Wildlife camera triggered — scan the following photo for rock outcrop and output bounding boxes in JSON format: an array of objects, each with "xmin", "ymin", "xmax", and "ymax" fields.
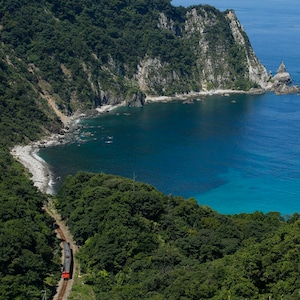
[
  {"xmin": 225, "ymin": 10, "xmax": 270, "ymax": 89},
  {"xmin": 135, "ymin": 7, "xmax": 271, "ymax": 97},
  {"xmin": 270, "ymin": 62, "xmax": 300, "ymax": 94},
  {"xmin": 273, "ymin": 62, "xmax": 292, "ymax": 84}
]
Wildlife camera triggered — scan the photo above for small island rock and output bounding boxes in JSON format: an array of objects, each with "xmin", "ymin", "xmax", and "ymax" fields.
[
  {"xmin": 273, "ymin": 62, "xmax": 292, "ymax": 84},
  {"xmin": 270, "ymin": 62, "xmax": 300, "ymax": 94}
]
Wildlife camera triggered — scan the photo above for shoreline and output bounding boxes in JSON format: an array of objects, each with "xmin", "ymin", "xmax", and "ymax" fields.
[
  {"xmin": 145, "ymin": 89, "xmax": 245, "ymax": 102},
  {"xmin": 10, "ymin": 114, "xmax": 84, "ymax": 195},
  {"xmin": 6, "ymin": 87, "xmax": 270, "ymax": 195},
  {"xmin": 145, "ymin": 87, "xmax": 268, "ymax": 102},
  {"xmin": 11, "ymin": 144, "xmax": 54, "ymax": 195}
]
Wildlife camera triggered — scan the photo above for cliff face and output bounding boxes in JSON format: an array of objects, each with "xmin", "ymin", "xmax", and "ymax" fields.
[
  {"xmin": 0, "ymin": 0, "xmax": 273, "ymax": 131},
  {"xmin": 136, "ymin": 7, "xmax": 270, "ymax": 95},
  {"xmin": 225, "ymin": 10, "xmax": 270, "ymax": 88}
]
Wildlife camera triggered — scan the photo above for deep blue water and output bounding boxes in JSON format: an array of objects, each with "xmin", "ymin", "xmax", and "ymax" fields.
[{"xmin": 40, "ymin": 1, "xmax": 300, "ymax": 215}]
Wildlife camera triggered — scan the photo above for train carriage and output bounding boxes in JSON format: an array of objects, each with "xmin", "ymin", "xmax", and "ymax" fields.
[{"xmin": 62, "ymin": 242, "xmax": 72, "ymax": 279}]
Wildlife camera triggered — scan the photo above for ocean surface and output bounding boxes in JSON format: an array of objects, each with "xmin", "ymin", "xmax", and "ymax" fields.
[{"xmin": 40, "ymin": 1, "xmax": 300, "ymax": 216}]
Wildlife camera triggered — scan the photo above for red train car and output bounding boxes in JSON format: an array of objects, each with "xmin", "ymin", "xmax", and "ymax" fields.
[{"xmin": 62, "ymin": 242, "xmax": 72, "ymax": 279}]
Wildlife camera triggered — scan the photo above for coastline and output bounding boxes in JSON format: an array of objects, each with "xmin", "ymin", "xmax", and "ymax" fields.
[
  {"xmin": 11, "ymin": 144, "xmax": 54, "ymax": 195},
  {"xmin": 145, "ymin": 88, "xmax": 250, "ymax": 102},
  {"xmin": 9, "ymin": 106, "xmax": 125, "ymax": 195},
  {"xmin": 10, "ymin": 115, "xmax": 83, "ymax": 195},
  {"xmin": 6, "ymin": 87, "xmax": 273, "ymax": 195},
  {"xmin": 8, "ymin": 88, "xmax": 264, "ymax": 195}
]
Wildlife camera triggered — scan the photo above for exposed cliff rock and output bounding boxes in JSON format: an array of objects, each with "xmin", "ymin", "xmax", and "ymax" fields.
[
  {"xmin": 136, "ymin": 56, "xmax": 181, "ymax": 95},
  {"xmin": 158, "ymin": 12, "xmax": 182, "ymax": 36},
  {"xmin": 99, "ymin": 89, "xmax": 145, "ymax": 107},
  {"xmin": 225, "ymin": 10, "xmax": 270, "ymax": 89},
  {"xmin": 135, "ymin": 7, "xmax": 271, "ymax": 97}
]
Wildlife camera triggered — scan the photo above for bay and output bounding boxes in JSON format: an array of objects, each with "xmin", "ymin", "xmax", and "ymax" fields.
[{"xmin": 40, "ymin": 1, "xmax": 300, "ymax": 216}]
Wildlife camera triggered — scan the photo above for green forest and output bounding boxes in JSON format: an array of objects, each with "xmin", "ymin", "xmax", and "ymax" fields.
[
  {"xmin": 0, "ymin": 150, "xmax": 61, "ymax": 299},
  {"xmin": 56, "ymin": 172, "xmax": 300, "ymax": 300},
  {"xmin": 0, "ymin": 0, "xmax": 258, "ymax": 115},
  {"xmin": 0, "ymin": 27, "xmax": 61, "ymax": 299},
  {"xmin": 0, "ymin": 0, "xmax": 298, "ymax": 299}
]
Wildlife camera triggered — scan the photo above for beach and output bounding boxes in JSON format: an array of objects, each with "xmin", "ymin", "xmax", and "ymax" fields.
[
  {"xmin": 9, "ymin": 107, "xmax": 123, "ymax": 195},
  {"xmin": 10, "ymin": 109, "xmax": 92, "ymax": 194},
  {"xmin": 11, "ymin": 144, "xmax": 54, "ymax": 194},
  {"xmin": 145, "ymin": 89, "xmax": 246, "ymax": 102}
]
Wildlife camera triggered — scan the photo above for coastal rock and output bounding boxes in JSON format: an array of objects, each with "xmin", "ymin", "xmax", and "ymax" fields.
[
  {"xmin": 134, "ymin": 8, "xmax": 271, "ymax": 98},
  {"xmin": 270, "ymin": 62, "xmax": 299, "ymax": 94},
  {"xmin": 274, "ymin": 83, "xmax": 300, "ymax": 95},
  {"xmin": 272, "ymin": 62, "xmax": 292, "ymax": 84},
  {"xmin": 127, "ymin": 91, "xmax": 146, "ymax": 107},
  {"xmin": 99, "ymin": 90, "xmax": 122, "ymax": 106},
  {"xmin": 98, "ymin": 87, "xmax": 145, "ymax": 107},
  {"xmin": 2, "ymin": 1, "xmax": 293, "ymax": 129}
]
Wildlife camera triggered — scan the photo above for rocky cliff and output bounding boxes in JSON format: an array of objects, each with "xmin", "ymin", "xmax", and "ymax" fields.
[
  {"xmin": 0, "ymin": 0, "xmax": 295, "ymax": 133},
  {"xmin": 137, "ymin": 7, "xmax": 270, "ymax": 96}
]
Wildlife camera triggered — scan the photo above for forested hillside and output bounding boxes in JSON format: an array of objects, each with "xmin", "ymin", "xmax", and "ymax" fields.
[
  {"xmin": 0, "ymin": 0, "xmax": 296, "ymax": 299},
  {"xmin": 0, "ymin": 25, "xmax": 62, "ymax": 298},
  {"xmin": 0, "ymin": 41, "xmax": 63, "ymax": 298},
  {"xmin": 0, "ymin": 0, "xmax": 269, "ymax": 121},
  {"xmin": 0, "ymin": 150, "xmax": 60, "ymax": 299},
  {"xmin": 57, "ymin": 172, "xmax": 300, "ymax": 299}
]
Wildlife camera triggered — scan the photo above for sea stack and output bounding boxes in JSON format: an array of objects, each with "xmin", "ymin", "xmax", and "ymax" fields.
[
  {"xmin": 271, "ymin": 62, "xmax": 299, "ymax": 94},
  {"xmin": 273, "ymin": 62, "xmax": 292, "ymax": 84}
]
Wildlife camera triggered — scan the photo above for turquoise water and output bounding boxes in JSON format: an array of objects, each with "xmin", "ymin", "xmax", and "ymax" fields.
[
  {"xmin": 40, "ymin": 1, "xmax": 300, "ymax": 215},
  {"xmin": 40, "ymin": 93, "xmax": 300, "ymax": 215}
]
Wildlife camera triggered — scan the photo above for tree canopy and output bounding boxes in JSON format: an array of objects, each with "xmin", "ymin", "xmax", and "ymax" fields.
[
  {"xmin": 0, "ymin": 0, "xmax": 292, "ymax": 298},
  {"xmin": 56, "ymin": 172, "xmax": 300, "ymax": 299},
  {"xmin": 0, "ymin": 150, "xmax": 60, "ymax": 299},
  {"xmin": 0, "ymin": 0, "xmax": 257, "ymax": 116}
]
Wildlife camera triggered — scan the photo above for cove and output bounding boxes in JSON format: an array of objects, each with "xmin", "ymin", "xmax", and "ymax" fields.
[{"xmin": 40, "ymin": 92, "xmax": 300, "ymax": 216}]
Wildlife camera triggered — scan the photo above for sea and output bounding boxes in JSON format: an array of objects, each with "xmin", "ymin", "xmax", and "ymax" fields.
[{"xmin": 39, "ymin": 0, "xmax": 300, "ymax": 216}]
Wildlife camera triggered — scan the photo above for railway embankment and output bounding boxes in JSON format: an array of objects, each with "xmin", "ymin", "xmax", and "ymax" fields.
[{"xmin": 44, "ymin": 199, "xmax": 78, "ymax": 300}]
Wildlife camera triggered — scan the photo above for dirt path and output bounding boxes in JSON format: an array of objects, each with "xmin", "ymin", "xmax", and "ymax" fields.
[{"xmin": 44, "ymin": 199, "xmax": 79, "ymax": 300}]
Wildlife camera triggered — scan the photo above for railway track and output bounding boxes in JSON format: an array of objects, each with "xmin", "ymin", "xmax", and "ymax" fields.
[
  {"xmin": 56, "ymin": 224, "xmax": 66, "ymax": 241},
  {"xmin": 54, "ymin": 223, "xmax": 71, "ymax": 300},
  {"xmin": 57, "ymin": 280, "xmax": 69, "ymax": 300},
  {"xmin": 44, "ymin": 202, "xmax": 78, "ymax": 300}
]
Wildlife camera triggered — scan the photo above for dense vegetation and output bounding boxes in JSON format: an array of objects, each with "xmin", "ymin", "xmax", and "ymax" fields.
[
  {"xmin": 0, "ymin": 0, "xmax": 294, "ymax": 299},
  {"xmin": 0, "ymin": 47, "xmax": 62, "ymax": 148},
  {"xmin": 0, "ymin": 0, "xmax": 258, "ymax": 116},
  {"xmin": 0, "ymin": 44, "xmax": 62, "ymax": 299},
  {"xmin": 0, "ymin": 38, "xmax": 61, "ymax": 299},
  {"xmin": 0, "ymin": 150, "xmax": 60, "ymax": 299},
  {"xmin": 57, "ymin": 172, "xmax": 300, "ymax": 299}
]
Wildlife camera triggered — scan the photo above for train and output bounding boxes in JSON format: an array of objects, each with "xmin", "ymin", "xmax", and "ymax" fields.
[{"xmin": 62, "ymin": 242, "xmax": 72, "ymax": 279}]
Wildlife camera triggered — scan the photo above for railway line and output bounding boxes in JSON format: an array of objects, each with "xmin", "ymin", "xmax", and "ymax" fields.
[
  {"xmin": 53, "ymin": 219, "xmax": 73, "ymax": 300},
  {"xmin": 44, "ymin": 201, "xmax": 78, "ymax": 300},
  {"xmin": 57, "ymin": 280, "xmax": 68, "ymax": 300},
  {"xmin": 56, "ymin": 225, "xmax": 66, "ymax": 241},
  {"xmin": 53, "ymin": 222, "xmax": 74, "ymax": 300}
]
